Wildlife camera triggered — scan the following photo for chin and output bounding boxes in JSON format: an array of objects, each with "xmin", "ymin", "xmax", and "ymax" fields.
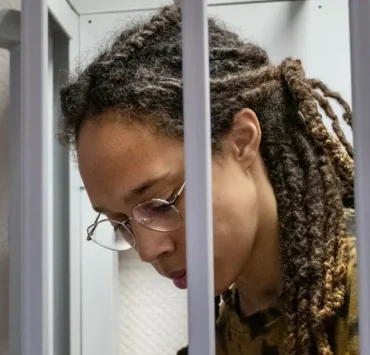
[
  {"xmin": 214, "ymin": 280, "xmax": 234, "ymax": 297},
  {"xmin": 214, "ymin": 267, "xmax": 243, "ymax": 295}
]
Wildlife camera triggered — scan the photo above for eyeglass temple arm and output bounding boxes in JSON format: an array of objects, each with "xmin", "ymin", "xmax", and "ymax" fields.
[
  {"xmin": 178, "ymin": 181, "xmax": 186, "ymax": 196},
  {"xmin": 87, "ymin": 213, "xmax": 101, "ymax": 240},
  {"xmin": 168, "ymin": 182, "xmax": 186, "ymax": 205}
]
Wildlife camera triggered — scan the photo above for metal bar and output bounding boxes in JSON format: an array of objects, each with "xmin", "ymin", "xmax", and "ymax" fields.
[
  {"xmin": 348, "ymin": 0, "xmax": 370, "ymax": 353},
  {"xmin": 8, "ymin": 43, "xmax": 22, "ymax": 355},
  {"xmin": 20, "ymin": 0, "xmax": 50, "ymax": 354},
  {"xmin": 47, "ymin": 30, "xmax": 55, "ymax": 355},
  {"xmin": 180, "ymin": 1, "xmax": 216, "ymax": 355}
]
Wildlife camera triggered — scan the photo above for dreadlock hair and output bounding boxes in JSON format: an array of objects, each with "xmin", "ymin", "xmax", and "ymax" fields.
[{"xmin": 59, "ymin": 5, "xmax": 354, "ymax": 354}]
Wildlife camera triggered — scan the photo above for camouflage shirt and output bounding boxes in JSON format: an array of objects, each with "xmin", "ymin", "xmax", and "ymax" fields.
[{"xmin": 177, "ymin": 211, "xmax": 358, "ymax": 355}]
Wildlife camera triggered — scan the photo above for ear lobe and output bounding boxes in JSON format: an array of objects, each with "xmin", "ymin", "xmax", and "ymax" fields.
[{"xmin": 231, "ymin": 108, "xmax": 261, "ymax": 167}]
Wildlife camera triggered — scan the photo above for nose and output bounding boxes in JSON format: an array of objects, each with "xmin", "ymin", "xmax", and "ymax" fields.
[{"xmin": 134, "ymin": 227, "xmax": 176, "ymax": 264}]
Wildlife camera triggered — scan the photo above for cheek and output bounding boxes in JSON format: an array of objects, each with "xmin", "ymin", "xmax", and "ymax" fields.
[{"xmin": 212, "ymin": 180, "xmax": 259, "ymax": 293}]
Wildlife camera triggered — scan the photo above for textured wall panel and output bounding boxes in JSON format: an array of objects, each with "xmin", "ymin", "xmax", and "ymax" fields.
[{"xmin": 118, "ymin": 257, "xmax": 188, "ymax": 355}]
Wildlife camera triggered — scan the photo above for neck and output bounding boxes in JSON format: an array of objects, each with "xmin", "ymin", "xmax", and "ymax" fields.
[{"xmin": 235, "ymin": 189, "xmax": 283, "ymax": 317}]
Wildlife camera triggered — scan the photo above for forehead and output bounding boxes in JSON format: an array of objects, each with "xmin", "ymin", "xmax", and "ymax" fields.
[{"xmin": 77, "ymin": 115, "xmax": 183, "ymax": 206}]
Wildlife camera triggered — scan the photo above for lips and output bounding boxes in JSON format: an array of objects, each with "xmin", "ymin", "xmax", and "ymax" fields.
[
  {"xmin": 169, "ymin": 269, "xmax": 187, "ymax": 290},
  {"xmin": 169, "ymin": 269, "xmax": 186, "ymax": 280}
]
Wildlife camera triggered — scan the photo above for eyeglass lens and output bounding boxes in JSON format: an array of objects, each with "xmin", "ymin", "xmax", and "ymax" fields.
[{"xmin": 89, "ymin": 199, "xmax": 183, "ymax": 251}]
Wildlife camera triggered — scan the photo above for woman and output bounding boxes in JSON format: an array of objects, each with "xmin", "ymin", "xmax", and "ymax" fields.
[{"xmin": 59, "ymin": 5, "xmax": 357, "ymax": 354}]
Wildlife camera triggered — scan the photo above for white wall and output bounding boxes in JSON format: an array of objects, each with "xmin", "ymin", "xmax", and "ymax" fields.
[{"xmin": 0, "ymin": 1, "xmax": 20, "ymax": 354}]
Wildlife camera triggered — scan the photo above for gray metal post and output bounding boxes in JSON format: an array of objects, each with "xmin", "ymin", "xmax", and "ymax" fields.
[
  {"xmin": 20, "ymin": 0, "xmax": 51, "ymax": 354},
  {"xmin": 348, "ymin": 1, "xmax": 370, "ymax": 353},
  {"xmin": 180, "ymin": 1, "xmax": 216, "ymax": 355}
]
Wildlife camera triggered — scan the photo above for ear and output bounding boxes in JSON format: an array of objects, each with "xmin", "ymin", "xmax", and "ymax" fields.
[{"xmin": 228, "ymin": 108, "xmax": 261, "ymax": 168}]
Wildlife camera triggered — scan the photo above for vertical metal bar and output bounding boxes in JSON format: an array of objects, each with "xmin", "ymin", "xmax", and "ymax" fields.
[
  {"xmin": 9, "ymin": 43, "xmax": 22, "ymax": 355},
  {"xmin": 348, "ymin": 1, "xmax": 370, "ymax": 353},
  {"xmin": 21, "ymin": 0, "xmax": 50, "ymax": 354},
  {"xmin": 47, "ymin": 30, "xmax": 55, "ymax": 355},
  {"xmin": 180, "ymin": 1, "xmax": 216, "ymax": 355}
]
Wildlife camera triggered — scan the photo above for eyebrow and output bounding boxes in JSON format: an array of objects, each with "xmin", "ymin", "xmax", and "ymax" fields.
[{"xmin": 92, "ymin": 172, "xmax": 172, "ymax": 214}]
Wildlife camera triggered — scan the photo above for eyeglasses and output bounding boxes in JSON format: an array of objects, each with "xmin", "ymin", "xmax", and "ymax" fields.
[{"xmin": 86, "ymin": 182, "xmax": 186, "ymax": 251}]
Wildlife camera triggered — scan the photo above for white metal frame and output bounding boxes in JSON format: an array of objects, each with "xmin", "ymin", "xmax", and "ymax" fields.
[
  {"xmin": 181, "ymin": 1, "xmax": 215, "ymax": 354},
  {"xmin": 348, "ymin": 1, "xmax": 370, "ymax": 352},
  {"xmin": 19, "ymin": 2, "xmax": 50, "ymax": 355},
  {"xmin": 49, "ymin": 0, "xmax": 79, "ymax": 38}
]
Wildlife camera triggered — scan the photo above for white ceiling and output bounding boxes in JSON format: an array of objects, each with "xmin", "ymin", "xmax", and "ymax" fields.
[
  {"xmin": 67, "ymin": 0, "xmax": 171, "ymax": 14},
  {"xmin": 67, "ymin": 0, "xmax": 266, "ymax": 15}
]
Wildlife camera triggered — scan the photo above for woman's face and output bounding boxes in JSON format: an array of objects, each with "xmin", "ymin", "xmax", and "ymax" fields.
[{"xmin": 77, "ymin": 110, "xmax": 276, "ymax": 295}]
